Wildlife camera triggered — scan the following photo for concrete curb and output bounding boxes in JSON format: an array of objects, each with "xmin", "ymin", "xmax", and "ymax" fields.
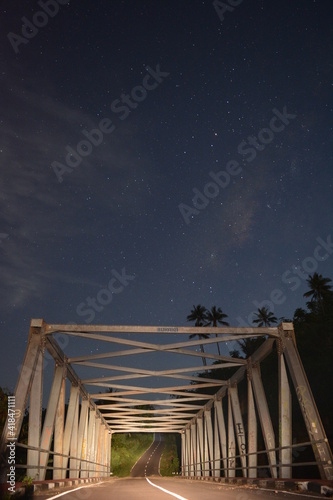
[
  {"xmin": 180, "ymin": 476, "xmax": 333, "ymax": 496},
  {"xmin": 0, "ymin": 477, "xmax": 112, "ymax": 498},
  {"xmin": 33, "ymin": 476, "xmax": 109, "ymax": 491}
]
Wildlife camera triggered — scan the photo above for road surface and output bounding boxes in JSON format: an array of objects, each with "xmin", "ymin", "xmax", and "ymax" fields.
[
  {"xmin": 36, "ymin": 477, "xmax": 323, "ymax": 500},
  {"xmin": 131, "ymin": 433, "xmax": 165, "ymax": 477},
  {"xmin": 35, "ymin": 435, "xmax": 322, "ymax": 499}
]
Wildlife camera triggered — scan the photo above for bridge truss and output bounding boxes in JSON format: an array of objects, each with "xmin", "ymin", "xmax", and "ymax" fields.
[{"xmin": 0, "ymin": 320, "xmax": 332, "ymax": 481}]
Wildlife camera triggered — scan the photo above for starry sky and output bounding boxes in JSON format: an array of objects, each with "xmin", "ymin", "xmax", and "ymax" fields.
[{"xmin": 0, "ymin": 0, "xmax": 332, "ymax": 392}]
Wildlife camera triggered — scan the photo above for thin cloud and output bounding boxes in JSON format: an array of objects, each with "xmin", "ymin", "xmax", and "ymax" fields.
[{"xmin": 0, "ymin": 79, "xmax": 160, "ymax": 309}]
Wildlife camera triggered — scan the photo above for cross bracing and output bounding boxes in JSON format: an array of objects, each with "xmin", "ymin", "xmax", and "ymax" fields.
[{"xmin": 0, "ymin": 319, "xmax": 332, "ymax": 482}]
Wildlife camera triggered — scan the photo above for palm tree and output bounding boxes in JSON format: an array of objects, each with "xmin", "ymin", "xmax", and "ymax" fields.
[
  {"xmin": 236, "ymin": 337, "xmax": 265, "ymax": 358},
  {"xmin": 253, "ymin": 307, "xmax": 278, "ymax": 327},
  {"xmin": 293, "ymin": 307, "xmax": 307, "ymax": 324},
  {"xmin": 279, "ymin": 316, "xmax": 292, "ymax": 323},
  {"xmin": 303, "ymin": 273, "xmax": 332, "ymax": 313},
  {"xmin": 241, "ymin": 307, "xmax": 277, "ymax": 358},
  {"xmin": 187, "ymin": 304, "xmax": 209, "ymax": 366},
  {"xmin": 205, "ymin": 306, "xmax": 229, "ymax": 356}
]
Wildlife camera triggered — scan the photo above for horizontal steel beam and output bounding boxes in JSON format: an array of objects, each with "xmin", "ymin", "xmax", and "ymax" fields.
[
  {"xmin": 45, "ymin": 323, "xmax": 280, "ymax": 336},
  {"xmin": 74, "ymin": 360, "xmax": 238, "ymax": 377},
  {"xmin": 83, "ymin": 373, "xmax": 226, "ymax": 385}
]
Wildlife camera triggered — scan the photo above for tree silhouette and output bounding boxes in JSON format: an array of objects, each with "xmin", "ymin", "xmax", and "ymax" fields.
[
  {"xmin": 205, "ymin": 305, "xmax": 229, "ymax": 356},
  {"xmin": 253, "ymin": 307, "xmax": 278, "ymax": 327},
  {"xmin": 235, "ymin": 337, "xmax": 266, "ymax": 358},
  {"xmin": 303, "ymin": 273, "xmax": 332, "ymax": 313},
  {"xmin": 187, "ymin": 304, "xmax": 209, "ymax": 366},
  {"xmin": 293, "ymin": 307, "xmax": 308, "ymax": 324}
]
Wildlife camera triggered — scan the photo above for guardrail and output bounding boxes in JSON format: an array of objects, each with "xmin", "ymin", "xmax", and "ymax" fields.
[
  {"xmin": 180, "ymin": 440, "xmax": 329, "ymax": 478},
  {"xmin": 1, "ymin": 441, "xmax": 110, "ymax": 481}
]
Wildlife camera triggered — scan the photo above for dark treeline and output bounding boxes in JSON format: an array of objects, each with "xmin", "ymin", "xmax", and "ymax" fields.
[
  {"xmin": 0, "ymin": 273, "xmax": 331, "ymax": 479},
  {"xmin": 186, "ymin": 273, "xmax": 333, "ymax": 474}
]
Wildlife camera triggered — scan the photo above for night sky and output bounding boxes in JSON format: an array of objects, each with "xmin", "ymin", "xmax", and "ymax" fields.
[{"xmin": 0, "ymin": 0, "xmax": 332, "ymax": 393}]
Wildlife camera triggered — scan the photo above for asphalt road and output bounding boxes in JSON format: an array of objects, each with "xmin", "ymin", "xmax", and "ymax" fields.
[
  {"xmin": 34, "ymin": 435, "xmax": 323, "ymax": 499},
  {"xmin": 36, "ymin": 477, "xmax": 324, "ymax": 500},
  {"xmin": 131, "ymin": 433, "xmax": 165, "ymax": 477}
]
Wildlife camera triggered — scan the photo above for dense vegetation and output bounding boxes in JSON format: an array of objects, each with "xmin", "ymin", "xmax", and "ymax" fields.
[
  {"xmin": 159, "ymin": 434, "xmax": 180, "ymax": 476},
  {"xmin": 186, "ymin": 273, "xmax": 333, "ymax": 475},
  {"xmin": 110, "ymin": 432, "xmax": 153, "ymax": 477},
  {"xmin": 292, "ymin": 274, "xmax": 333, "ymax": 445}
]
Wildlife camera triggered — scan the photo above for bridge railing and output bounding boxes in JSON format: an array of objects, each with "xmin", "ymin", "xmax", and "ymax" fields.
[
  {"xmin": 181, "ymin": 439, "xmax": 330, "ymax": 479},
  {"xmin": 5, "ymin": 441, "xmax": 110, "ymax": 481},
  {"xmin": 1, "ymin": 320, "xmax": 332, "ymax": 484}
]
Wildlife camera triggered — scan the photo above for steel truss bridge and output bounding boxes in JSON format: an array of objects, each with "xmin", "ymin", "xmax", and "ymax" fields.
[{"xmin": 0, "ymin": 319, "xmax": 332, "ymax": 483}]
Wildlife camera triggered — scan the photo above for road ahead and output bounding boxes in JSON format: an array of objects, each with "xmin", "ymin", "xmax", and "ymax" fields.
[
  {"xmin": 131, "ymin": 433, "xmax": 165, "ymax": 477},
  {"xmin": 36, "ymin": 477, "xmax": 323, "ymax": 500},
  {"xmin": 35, "ymin": 435, "xmax": 321, "ymax": 499}
]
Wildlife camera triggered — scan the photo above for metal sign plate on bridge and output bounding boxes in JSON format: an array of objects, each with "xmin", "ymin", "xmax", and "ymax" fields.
[{"xmin": 0, "ymin": 320, "xmax": 332, "ymax": 482}]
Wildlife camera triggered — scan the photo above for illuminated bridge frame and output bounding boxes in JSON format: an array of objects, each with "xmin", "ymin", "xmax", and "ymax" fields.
[{"xmin": 0, "ymin": 319, "xmax": 332, "ymax": 481}]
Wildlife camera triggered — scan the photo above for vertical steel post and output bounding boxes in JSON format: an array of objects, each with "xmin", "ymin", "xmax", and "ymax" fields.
[
  {"xmin": 251, "ymin": 363, "xmax": 278, "ymax": 478},
  {"xmin": 54, "ymin": 378, "xmax": 65, "ymax": 479},
  {"xmin": 185, "ymin": 427, "xmax": 191, "ymax": 476},
  {"xmin": 62, "ymin": 385, "xmax": 79, "ymax": 478},
  {"xmin": 107, "ymin": 431, "xmax": 112, "ymax": 476},
  {"xmin": 80, "ymin": 407, "xmax": 89, "ymax": 477},
  {"xmin": 215, "ymin": 398, "xmax": 227, "ymax": 476},
  {"xmin": 247, "ymin": 375, "xmax": 257, "ymax": 478},
  {"xmin": 278, "ymin": 344, "xmax": 292, "ymax": 478},
  {"xmin": 103, "ymin": 427, "xmax": 109, "ymax": 476},
  {"xmin": 27, "ymin": 349, "xmax": 44, "ymax": 479},
  {"xmin": 105, "ymin": 427, "xmax": 110, "ymax": 476},
  {"xmin": 100, "ymin": 427, "xmax": 106, "ymax": 476},
  {"xmin": 203, "ymin": 415, "xmax": 209, "ymax": 477},
  {"xmin": 106, "ymin": 428, "xmax": 110, "ymax": 477},
  {"xmin": 96, "ymin": 420, "xmax": 102, "ymax": 476},
  {"xmin": 103, "ymin": 427, "xmax": 108, "ymax": 476},
  {"xmin": 69, "ymin": 394, "xmax": 79, "ymax": 478},
  {"xmin": 204, "ymin": 409, "xmax": 214, "ymax": 476},
  {"xmin": 228, "ymin": 390, "xmax": 236, "ymax": 478},
  {"xmin": 281, "ymin": 324, "xmax": 333, "ymax": 480},
  {"xmin": 97, "ymin": 424, "xmax": 105, "ymax": 477},
  {"xmin": 197, "ymin": 416, "xmax": 204, "ymax": 477},
  {"xmin": 95, "ymin": 420, "xmax": 103, "ymax": 475},
  {"xmin": 76, "ymin": 399, "xmax": 88, "ymax": 477},
  {"xmin": 213, "ymin": 404, "xmax": 220, "ymax": 478},
  {"xmin": 230, "ymin": 385, "xmax": 247, "ymax": 477},
  {"xmin": 39, "ymin": 364, "xmax": 64, "ymax": 480},
  {"xmin": 87, "ymin": 409, "xmax": 96, "ymax": 477},
  {"xmin": 91, "ymin": 416, "xmax": 100, "ymax": 477},
  {"xmin": 0, "ymin": 321, "xmax": 42, "ymax": 462},
  {"xmin": 190, "ymin": 423, "xmax": 197, "ymax": 476},
  {"xmin": 181, "ymin": 431, "xmax": 186, "ymax": 476},
  {"xmin": 196, "ymin": 421, "xmax": 201, "ymax": 477}
]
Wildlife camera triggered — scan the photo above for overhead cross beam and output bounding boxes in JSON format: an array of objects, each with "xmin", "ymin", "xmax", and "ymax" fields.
[{"xmin": 0, "ymin": 320, "xmax": 332, "ymax": 482}]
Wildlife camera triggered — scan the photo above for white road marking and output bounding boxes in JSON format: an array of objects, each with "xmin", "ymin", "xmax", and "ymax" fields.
[
  {"xmin": 47, "ymin": 481, "xmax": 104, "ymax": 499},
  {"xmin": 130, "ymin": 436, "xmax": 156, "ymax": 473},
  {"xmin": 146, "ymin": 477, "xmax": 189, "ymax": 500}
]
